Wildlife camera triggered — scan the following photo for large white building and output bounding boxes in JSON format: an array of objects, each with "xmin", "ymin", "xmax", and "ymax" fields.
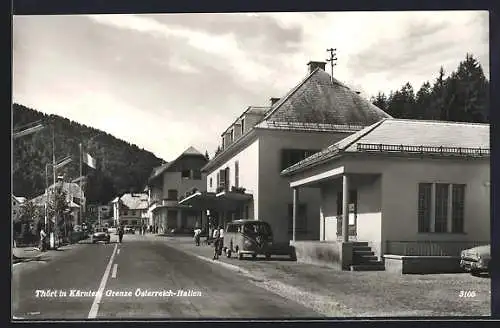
[{"xmin": 179, "ymin": 61, "xmax": 390, "ymax": 243}]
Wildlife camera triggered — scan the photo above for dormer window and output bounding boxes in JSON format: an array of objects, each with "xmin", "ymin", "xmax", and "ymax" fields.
[
  {"xmin": 230, "ymin": 129, "xmax": 234, "ymax": 142},
  {"xmin": 241, "ymin": 119, "xmax": 245, "ymax": 134}
]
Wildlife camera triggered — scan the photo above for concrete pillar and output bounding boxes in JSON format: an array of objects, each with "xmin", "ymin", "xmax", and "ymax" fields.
[
  {"xmin": 342, "ymin": 174, "xmax": 349, "ymax": 243},
  {"xmin": 177, "ymin": 210, "xmax": 182, "ymax": 229},
  {"xmin": 292, "ymin": 187, "xmax": 299, "ymax": 242}
]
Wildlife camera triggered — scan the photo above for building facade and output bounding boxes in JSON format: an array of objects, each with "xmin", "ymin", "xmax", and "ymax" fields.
[
  {"xmin": 145, "ymin": 147, "xmax": 208, "ymax": 234},
  {"xmin": 31, "ymin": 181, "xmax": 86, "ymax": 226},
  {"xmin": 180, "ymin": 61, "xmax": 391, "ymax": 243},
  {"xmin": 111, "ymin": 193, "xmax": 148, "ymax": 228},
  {"xmin": 281, "ymin": 119, "xmax": 490, "ymax": 270}
]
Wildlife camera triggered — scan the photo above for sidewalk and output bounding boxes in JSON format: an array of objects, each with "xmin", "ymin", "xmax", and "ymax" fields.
[
  {"xmin": 154, "ymin": 235, "xmax": 491, "ymax": 317},
  {"xmin": 12, "ymin": 243, "xmax": 79, "ymax": 265}
]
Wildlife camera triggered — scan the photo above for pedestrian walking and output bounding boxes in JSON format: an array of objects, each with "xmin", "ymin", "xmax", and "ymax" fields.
[
  {"xmin": 194, "ymin": 228, "xmax": 202, "ymax": 246},
  {"xmin": 39, "ymin": 228, "xmax": 47, "ymax": 252},
  {"xmin": 118, "ymin": 226, "xmax": 124, "ymax": 243},
  {"xmin": 212, "ymin": 227, "xmax": 220, "ymax": 260}
]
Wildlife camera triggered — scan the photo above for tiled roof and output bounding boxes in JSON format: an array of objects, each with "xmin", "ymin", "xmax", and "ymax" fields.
[
  {"xmin": 148, "ymin": 146, "xmax": 205, "ymax": 183},
  {"xmin": 203, "ymin": 65, "xmax": 391, "ymax": 172},
  {"xmin": 281, "ymin": 119, "xmax": 490, "ymax": 175},
  {"xmin": 119, "ymin": 193, "xmax": 148, "ymax": 210},
  {"xmin": 181, "ymin": 146, "xmax": 204, "ymax": 156},
  {"xmin": 262, "ymin": 69, "xmax": 391, "ymax": 125}
]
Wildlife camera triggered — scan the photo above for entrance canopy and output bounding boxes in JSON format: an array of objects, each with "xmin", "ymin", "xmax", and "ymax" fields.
[{"xmin": 179, "ymin": 191, "xmax": 252, "ymax": 211}]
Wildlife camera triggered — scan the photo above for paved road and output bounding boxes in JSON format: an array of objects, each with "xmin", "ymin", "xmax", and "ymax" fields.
[{"xmin": 12, "ymin": 234, "xmax": 320, "ymax": 319}]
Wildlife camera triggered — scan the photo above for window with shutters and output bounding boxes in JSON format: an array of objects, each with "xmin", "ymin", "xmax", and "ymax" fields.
[
  {"xmin": 417, "ymin": 183, "xmax": 466, "ymax": 233},
  {"xmin": 209, "ymin": 177, "xmax": 213, "ymax": 188}
]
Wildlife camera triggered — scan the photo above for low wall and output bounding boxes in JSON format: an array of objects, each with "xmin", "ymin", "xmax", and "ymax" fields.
[
  {"xmin": 384, "ymin": 254, "xmax": 462, "ymax": 274},
  {"xmin": 290, "ymin": 240, "xmax": 353, "ymax": 270}
]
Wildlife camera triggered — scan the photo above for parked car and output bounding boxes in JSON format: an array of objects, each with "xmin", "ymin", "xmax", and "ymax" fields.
[
  {"xmin": 460, "ymin": 244, "xmax": 491, "ymax": 275},
  {"xmin": 91, "ymin": 227, "xmax": 110, "ymax": 244},
  {"xmin": 222, "ymin": 219, "xmax": 295, "ymax": 260},
  {"xmin": 124, "ymin": 226, "xmax": 135, "ymax": 234}
]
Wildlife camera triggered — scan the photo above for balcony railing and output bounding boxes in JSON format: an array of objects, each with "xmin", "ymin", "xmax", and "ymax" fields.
[
  {"xmin": 385, "ymin": 240, "xmax": 489, "ymax": 256},
  {"xmin": 357, "ymin": 143, "xmax": 490, "ymax": 157}
]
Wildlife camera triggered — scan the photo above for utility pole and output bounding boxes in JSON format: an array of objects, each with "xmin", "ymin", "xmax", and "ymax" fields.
[{"xmin": 326, "ymin": 48, "xmax": 338, "ymax": 84}]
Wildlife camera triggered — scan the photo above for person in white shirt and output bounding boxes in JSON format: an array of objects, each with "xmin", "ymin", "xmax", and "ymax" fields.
[{"xmin": 194, "ymin": 228, "xmax": 202, "ymax": 246}]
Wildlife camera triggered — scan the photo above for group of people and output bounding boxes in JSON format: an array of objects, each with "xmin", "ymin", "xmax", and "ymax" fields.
[{"xmin": 193, "ymin": 225, "xmax": 224, "ymax": 260}]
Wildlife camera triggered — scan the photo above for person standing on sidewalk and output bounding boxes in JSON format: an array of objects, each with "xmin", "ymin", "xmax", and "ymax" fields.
[
  {"xmin": 39, "ymin": 228, "xmax": 47, "ymax": 252},
  {"xmin": 212, "ymin": 227, "xmax": 220, "ymax": 260},
  {"xmin": 194, "ymin": 228, "xmax": 202, "ymax": 246},
  {"xmin": 218, "ymin": 225, "xmax": 224, "ymax": 256}
]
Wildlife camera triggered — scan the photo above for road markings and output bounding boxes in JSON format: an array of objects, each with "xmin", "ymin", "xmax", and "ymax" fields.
[
  {"xmin": 111, "ymin": 264, "xmax": 118, "ymax": 278},
  {"xmin": 88, "ymin": 243, "xmax": 118, "ymax": 319}
]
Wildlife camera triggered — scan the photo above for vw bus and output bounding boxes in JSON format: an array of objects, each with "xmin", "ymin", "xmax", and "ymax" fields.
[{"xmin": 222, "ymin": 220, "xmax": 274, "ymax": 260}]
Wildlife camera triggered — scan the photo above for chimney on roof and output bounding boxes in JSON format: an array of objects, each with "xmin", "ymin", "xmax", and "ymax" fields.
[
  {"xmin": 307, "ymin": 61, "xmax": 326, "ymax": 74},
  {"xmin": 270, "ymin": 97, "xmax": 280, "ymax": 106}
]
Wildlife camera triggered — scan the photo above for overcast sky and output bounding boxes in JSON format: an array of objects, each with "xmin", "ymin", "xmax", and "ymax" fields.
[{"xmin": 13, "ymin": 11, "xmax": 489, "ymax": 161}]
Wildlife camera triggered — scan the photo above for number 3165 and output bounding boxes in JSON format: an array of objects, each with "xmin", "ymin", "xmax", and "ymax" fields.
[{"xmin": 459, "ymin": 290, "xmax": 477, "ymax": 298}]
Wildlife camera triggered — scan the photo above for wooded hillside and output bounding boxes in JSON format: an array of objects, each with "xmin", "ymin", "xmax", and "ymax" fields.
[
  {"xmin": 370, "ymin": 53, "xmax": 489, "ymax": 123},
  {"xmin": 13, "ymin": 104, "xmax": 165, "ymax": 203}
]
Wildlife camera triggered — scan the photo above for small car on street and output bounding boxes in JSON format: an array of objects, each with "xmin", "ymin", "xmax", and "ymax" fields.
[
  {"xmin": 460, "ymin": 244, "xmax": 491, "ymax": 275},
  {"xmin": 91, "ymin": 227, "xmax": 111, "ymax": 244},
  {"xmin": 124, "ymin": 226, "xmax": 135, "ymax": 234}
]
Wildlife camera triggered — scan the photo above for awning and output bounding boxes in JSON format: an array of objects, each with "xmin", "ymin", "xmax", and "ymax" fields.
[
  {"xmin": 179, "ymin": 191, "xmax": 252, "ymax": 211},
  {"xmin": 216, "ymin": 190, "xmax": 253, "ymax": 202}
]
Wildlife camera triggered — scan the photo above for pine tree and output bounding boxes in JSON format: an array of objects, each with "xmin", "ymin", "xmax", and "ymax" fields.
[{"xmin": 371, "ymin": 92, "xmax": 388, "ymax": 111}]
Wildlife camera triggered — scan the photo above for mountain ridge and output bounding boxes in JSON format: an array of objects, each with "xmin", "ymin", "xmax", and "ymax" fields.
[{"xmin": 13, "ymin": 103, "xmax": 164, "ymax": 204}]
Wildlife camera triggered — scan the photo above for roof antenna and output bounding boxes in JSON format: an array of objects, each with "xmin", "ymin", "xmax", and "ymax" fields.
[{"xmin": 326, "ymin": 48, "xmax": 337, "ymax": 84}]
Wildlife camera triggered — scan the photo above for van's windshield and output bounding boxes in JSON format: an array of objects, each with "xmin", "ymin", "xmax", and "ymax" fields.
[{"xmin": 243, "ymin": 222, "xmax": 272, "ymax": 236}]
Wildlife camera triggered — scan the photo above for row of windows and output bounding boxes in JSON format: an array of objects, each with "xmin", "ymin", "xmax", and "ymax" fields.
[
  {"xmin": 418, "ymin": 183, "xmax": 465, "ymax": 233},
  {"xmin": 181, "ymin": 169, "xmax": 202, "ymax": 180},
  {"xmin": 208, "ymin": 148, "xmax": 319, "ymax": 189}
]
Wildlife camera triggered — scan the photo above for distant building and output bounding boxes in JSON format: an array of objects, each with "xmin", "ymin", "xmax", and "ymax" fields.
[
  {"xmin": 12, "ymin": 195, "xmax": 27, "ymax": 222},
  {"xmin": 31, "ymin": 181, "xmax": 86, "ymax": 226},
  {"xmin": 111, "ymin": 193, "xmax": 148, "ymax": 227},
  {"xmin": 144, "ymin": 146, "xmax": 208, "ymax": 233}
]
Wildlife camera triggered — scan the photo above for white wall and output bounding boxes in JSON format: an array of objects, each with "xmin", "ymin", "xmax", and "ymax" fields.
[
  {"xmin": 374, "ymin": 158, "xmax": 490, "ymax": 244},
  {"xmin": 206, "ymin": 139, "xmax": 260, "ymax": 220},
  {"xmin": 259, "ymin": 130, "xmax": 352, "ymax": 243},
  {"xmin": 163, "ymin": 171, "xmax": 206, "ymax": 199}
]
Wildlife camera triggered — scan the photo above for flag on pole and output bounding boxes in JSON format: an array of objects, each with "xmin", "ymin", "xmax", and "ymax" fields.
[{"xmin": 83, "ymin": 152, "xmax": 97, "ymax": 169}]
